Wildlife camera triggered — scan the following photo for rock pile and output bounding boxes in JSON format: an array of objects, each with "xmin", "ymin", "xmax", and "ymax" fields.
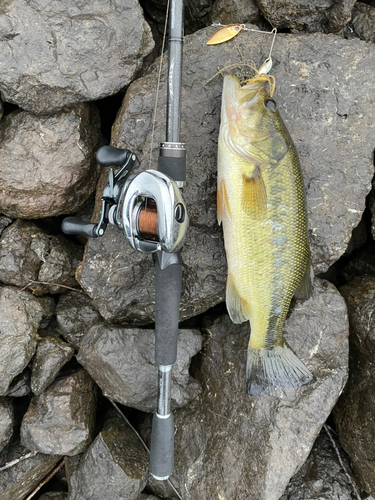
[{"xmin": 0, "ymin": 0, "xmax": 375, "ymax": 499}]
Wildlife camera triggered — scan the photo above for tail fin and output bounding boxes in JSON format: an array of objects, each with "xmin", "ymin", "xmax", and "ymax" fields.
[{"xmin": 246, "ymin": 341, "xmax": 315, "ymax": 397}]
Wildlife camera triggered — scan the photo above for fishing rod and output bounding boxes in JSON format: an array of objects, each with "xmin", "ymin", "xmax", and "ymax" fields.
[{"xmin": 61, "ymin": 0, "xmax": 187, "ymax": 481}]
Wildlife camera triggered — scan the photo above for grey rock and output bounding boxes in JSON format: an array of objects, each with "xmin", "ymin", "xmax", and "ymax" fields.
[
  {"xmin": 280, "ymin": 427, "xmax": 359, "ymax": 500},
  {"xmin": 31, "ymin": 337, "xmax": 74, "ymax": 395},
  {"xmin": 0, "ymin": 439, "xmax": 61, "ymax": 500},
  {"xmin": 351, "ymin": 3, "xmax": 375, "ymax": 43},
  {"xmin": 39, "ymin": 493, "xmax": 67, "ymax": 500},
  {"xmin": 342, "ymin": 246, "xmax": 375, "ymax": 282},
  {"xmin": 334, "ymin": 276, "xmax": 375, "ymax": 495},
  {"xmin": 0, "ymin": 105, "xmax": 102, "ymax": 219},
  {"xmin": 77, "ymin": 324, "xmax": 202, "ymax": 412},
  {"xmin": 78, "ymin": 29, "xmax": 374, "ymax": 323},
  {"xmin": 147, "ymin": 0, "xmax": 213, "ymax": 34},
  {"xmin": 38, "ymin": 296, "xmax": 56, "ymax": 330},
  {"xmin": 56, "ymin": 291, "xmax": 102, "ymax": 349},
  {"xmin": 255, "ymin": 0, "xmax": 354, "ymax": 32},
  {"xmin": 168, "ymin": 279, "xmax": 348, "ymax": 500},
  {"xmin": 21, "ymin": 370, "xmax": 97, "ymax": 456},
  {"xmin": 370, "ymin": 183, "xmax": 375, "ymax": 240},
  {"xmin": 138, "ymin": 496, "xmax": 162, "ymax": 500},
  {"xmin": 68, "ymin": 411, "xmax": 148, "ymax": 500},
  {"xmin": 4, "ymin": 369, "xmax": 31, "ymax": 398},
  {"xmin": 325, "ymin": 0, "xmax": 357, "ymax": 33},
  {"xmin": 0, "ymin": 398, "xmax": 14, "ymax": 452},
  {"xmin": 145, "ymin": 474, "xmax": 177, "ymax": 499},
  {"xmin": 0, "ymin": 96, "xmax": 3, "ymax": 120},
  {"xmin": 37, "ymin": 237, "xmax": 83, "ymax": 295},
  {"xmin": 210, "ymin": 0, "xmax": 259, "ymax": 25},
  {"xmin": 0, "ymin": 0, "xmax": 154, "ymax": 114},
  {"xmin": 38, "ymin": 317, "xmax": 63, "ymax": 341},
  {"xmin": 0, "ymin": 220, "xmax": 45, "ymax": 286},
  {"xmin": 0, "ymin": 215, "xmax": 12, "ymax": 235},
  {"xmin": 185, "ymin": 0, "xmax": 214, "ymax": 33},
  {"xmin": 343, "ymin": 214, "xmax": 368, "ymax": 257},
  {"xmin": 0, "ymin": 220, "xmax": 83, "ymax": 294},
  {"xmin": 0, "ymin": 286, "xmax": 44, "ymax": 395}
]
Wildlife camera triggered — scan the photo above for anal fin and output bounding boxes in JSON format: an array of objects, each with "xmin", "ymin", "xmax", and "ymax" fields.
[
  {"xmin": 294, "ymin": 256, "xmax": 314, "ymax": 300},
  {"xmin": 226, "ymin": 273, "xmax": 251, "ymax": 324}
]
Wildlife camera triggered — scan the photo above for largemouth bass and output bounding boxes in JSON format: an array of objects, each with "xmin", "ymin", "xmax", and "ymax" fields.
[{"xmin": 217, "ymin": 73, "xmax": 315, "ymax": 396}]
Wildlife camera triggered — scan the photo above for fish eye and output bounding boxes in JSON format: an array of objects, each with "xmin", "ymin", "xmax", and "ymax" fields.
[{"xmin": 265, "ymin": 99, "xmax": 276, "ymax": 109}]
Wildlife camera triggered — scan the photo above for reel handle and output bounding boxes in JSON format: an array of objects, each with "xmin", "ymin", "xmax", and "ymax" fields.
[{"xmin": 61, "ymin": 217, "xmax": 99, "ymax": 238}]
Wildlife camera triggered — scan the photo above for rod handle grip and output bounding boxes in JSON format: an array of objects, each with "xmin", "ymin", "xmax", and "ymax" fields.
[
  {"xmin": 154, "ymin": 260, "xmax": 182, "ymax": 366},
  {"xmin": 149, "ymin": 413, "xmax": 174, "ymax": 480}
]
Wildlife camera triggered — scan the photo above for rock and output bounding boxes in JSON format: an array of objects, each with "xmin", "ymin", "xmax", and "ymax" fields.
[
  {"xmin": 0, "ymin": 96, "xmax": 3, "ymax": 120},
  {"xmin": 0, "ymin": 286, "xmax": 45, "ymax": 395},
  {"xmin": 56, "ymin": 291, "xmax": 102, "ymax": 349},
  {"xmin": 36, "ymin": 237, "xmax": 83, "ymax": 295},
  {"xmin": 30, "ymin": 337, "xmax": 74, "ymax": 395},
  {"xmin": 4, "ymin": 369, "xmax": 31, "ymax": 398},
  {"xmin": 255, "ymin": 0, "xmax": 354, "ymax": 32},
  {"xmin": 138, "ymin": 496, "xmax": 162, "ymax": 500},
  {"xmin": 334, "ymin": 276, "xmax": 375, "ymax": 495},
  {"xmin": 147, "ymin": 0, "xmax": 213, "ymax": 34},
  {"xmin": 351, "ymin": 3, "xmax": 375, "ymax": 43},
  {"xmin": 325, "ymin": 0, "xmax": 357, "ymax": 33},
  {"xmin": 38, "ymin": 296, "xmax": 57, "ymax": 329},
  {"xmin": 0, "ymin": 398, "xmax": 14, "ymax": 452},
  {"xmin": 0, "ymin": 215, "xmax": 12, "ymax": 236},
  {"xmin": 21, "ymin": 370, "xmax": 97, "ymax": 456},
  {"xmin": 78, "ymin": 28, "xmax": 374, "ymax": 323},
  {"xmin": 67, "ymin": 411, "xmax": 148, "ymax": 500},
  {"xmin": 370, "ymin": 182, "xmax": 375, "ymax": 240},
  {"xmin": 280, "ymin": 427, "xmax": 359, "ymax": 500},
  {"xmin": 210, "ymin": 0, "xmax": 260, "ymax": 25},
  {"xmin": 77, "ymin": 324, "xmax": 202, "ymax": 412},
  {"xmin": 0, "ymin": 439, "xmax": 61, "ymax": 500},
  {"xmin": 342, "ymin": 214, "xmax": 368, "ymax": 257},
  {"xmin": 342, "ymin": 246, "xmax": 375, "ymax": 282},
  {"xmin": 0, "ymin": 0, "xmax": 154, "ymax": 114},
  {"xmin": 0, "ymin": 220, "xmax": 83, "ymax": 293},
  {"xmin": 166, "ymin": 279, "xmax": 348, "ymax": 500},
  {"xmin": 0, "ymin": 105, "xmax": 102, "ymax": 219},
  {"xmin": 39, "ymin": 493, "xmax": 67, "ymax": 500}
]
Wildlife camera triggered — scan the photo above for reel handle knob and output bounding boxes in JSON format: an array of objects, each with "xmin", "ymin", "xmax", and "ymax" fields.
[
  {"xmin": 96, "ymin": 145, "xmax": 134, "ymax": 168},
  {"xmin": 61, "ymin": 217, "xmax": 99, "ymax": 238}
]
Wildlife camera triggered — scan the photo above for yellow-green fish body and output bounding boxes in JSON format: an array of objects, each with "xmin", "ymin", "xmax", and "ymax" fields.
[{"xmin": 217, "ymin": 73, "xmax": 314, "ymax": 396}]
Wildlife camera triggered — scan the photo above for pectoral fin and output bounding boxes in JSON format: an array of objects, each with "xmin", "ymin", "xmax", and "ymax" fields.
[
  {"xmin": 226, "ymin": 273, "xmax": 252, "ymax": 323},
  {"xmin": 242, "ymin": 166, "xmax": 267, "ymax": 218},
  {"xmin": 217, "ymin": 179, "xmax": 231, "ymax": 225}
]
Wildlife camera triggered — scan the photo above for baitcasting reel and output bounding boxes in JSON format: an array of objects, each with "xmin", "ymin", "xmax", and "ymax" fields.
[{"xmin": 62, "ymin": 145, "xmax": 189, "ymax": 262}]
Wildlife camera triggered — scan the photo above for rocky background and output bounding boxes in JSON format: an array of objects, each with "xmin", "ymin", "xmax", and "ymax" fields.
[{"xmin": 0, "ymin": 0, "xmax": 375, "ymax": 499}]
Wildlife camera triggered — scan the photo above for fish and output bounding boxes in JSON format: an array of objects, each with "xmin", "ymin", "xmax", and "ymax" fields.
[{"xmin": 217, "ymin": 73, "xmax": 315, "ymax": 396}]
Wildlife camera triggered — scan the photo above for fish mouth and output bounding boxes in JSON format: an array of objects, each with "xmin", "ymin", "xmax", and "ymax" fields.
[
  {"xmin": 221, "ymin": 74, "xmax": 260, "ymax": 124},
  {"xmin": 241, "ymin": 74, "xmax": 276, "ymax": 97}
]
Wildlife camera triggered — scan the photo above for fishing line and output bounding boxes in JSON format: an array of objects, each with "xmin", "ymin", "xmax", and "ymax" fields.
[{"xmin": 149, "ymin": 0, "xmax": 170, "ymax": 169}]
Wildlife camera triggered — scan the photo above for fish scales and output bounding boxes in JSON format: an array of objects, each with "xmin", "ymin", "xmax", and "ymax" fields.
[{"xmin": 217, "ymin": 73, "xmax": 314, "ymax": 396}]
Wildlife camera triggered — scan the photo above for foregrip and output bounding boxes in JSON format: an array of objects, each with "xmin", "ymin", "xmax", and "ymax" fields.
[{"xmin": 154, "ymin": 260, "xmax": 182, "ymax": 366}]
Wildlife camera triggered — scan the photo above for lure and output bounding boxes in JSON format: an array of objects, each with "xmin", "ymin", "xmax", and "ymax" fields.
[{"xmin": 206, "ymin": 24, "xmax": 243, "ymax": 45}]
